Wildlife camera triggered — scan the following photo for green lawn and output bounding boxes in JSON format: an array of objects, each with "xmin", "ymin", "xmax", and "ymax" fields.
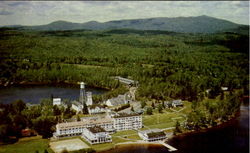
[
  {"xmin": 0, "ymin": 136, "xmax": 53, "ymax": 153},
  {"xmin": 142, "ymin": 101, "xmax": 191, "ymax": 129},
  {"xmin": 112, "ymin": 130, "xmax": 137, "ymax": 137},
  {"xmin": 79, "ymin": 136, "xmax": 130, "ymax": 152},
  {"xmin": 126, "ymin": 134, "xmax": 141, "ymax": 140}
]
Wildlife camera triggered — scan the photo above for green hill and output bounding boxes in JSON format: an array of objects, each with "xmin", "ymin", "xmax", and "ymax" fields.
[{"xmin": 16, "ymin": 15, "xmax": 246, "ymax": 33}]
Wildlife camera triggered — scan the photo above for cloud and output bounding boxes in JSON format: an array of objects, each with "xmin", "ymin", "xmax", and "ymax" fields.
[
  {"xmin": 235, "ymin": 1, "xmax": 249, "ymax": 8},
  {"xmin": 7, "ymin": 2, "xmax": 27, "ymax": 7},
  {"xmin": 0, "ymin": 1, "xmax": 248, "ymax": 26},
  {"xmin": 0, "ymin": 10, "xmax": 12, "ymax": 15}
]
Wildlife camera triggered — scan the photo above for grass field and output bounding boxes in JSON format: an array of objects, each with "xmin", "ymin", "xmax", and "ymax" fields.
[
  {"xmin": 142, "ymin": 101, "xmax": 191, "ymax": 130},
  {"xmin": 0, "ymin": 136, "xmax": 52, "ymax": 153},
  {"xmin": 112, "ymin": 130, "xmax": 137, "ymax": 137},
  {"xmin": 50, "ymin": 138, "xmax": 90, "ymax": 153}
]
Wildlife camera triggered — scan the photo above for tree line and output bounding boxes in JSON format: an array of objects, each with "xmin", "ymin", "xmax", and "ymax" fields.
[{"xmin": 0, "ymin": 99, "xmax": 76, "ymax": 143}]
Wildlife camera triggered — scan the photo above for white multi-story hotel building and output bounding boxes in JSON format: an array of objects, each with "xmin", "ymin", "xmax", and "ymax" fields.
[
  {"xmin": 53, "ymin": 115, "xmax": 114, "ymax": 138},
  {"xmin": 53, "ymin": 113, "xmax": 142, "ymax": 138},
  {"xmin": 82, "ymin": 126, "xmax": 112, "ymax": 144},
  {"xmin": 113, "ymin": 113, "xmax": 142, "ymax": 131}
]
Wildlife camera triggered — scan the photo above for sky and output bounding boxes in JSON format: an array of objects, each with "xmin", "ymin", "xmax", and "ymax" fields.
[{"xmin": 0, "ymin": 1, "xmax": 249, "ymax": 26}]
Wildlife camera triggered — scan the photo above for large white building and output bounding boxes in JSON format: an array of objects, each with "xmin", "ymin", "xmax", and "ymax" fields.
[
  {"xmin": 138, "ymin": 129, "xmax": 167, "ymax": 142},
  {"xmin": 82, "ymin": 126, "xmax": 112, "ymax": 144},
  {"xmin": 113, "ymin": 113, "xmax": 142, "ymax": 131},
  {"xmin": 53, "ymin": 112, "xmax": 142, "ymax": 138},
  {"xmin": 53, "ymin": 115, "xmax": 115, "ymax": 138}
]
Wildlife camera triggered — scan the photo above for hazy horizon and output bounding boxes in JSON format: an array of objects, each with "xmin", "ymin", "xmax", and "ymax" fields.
[{"xmin": 0, "ymin": 1, "xmax": 249, "ymax": 26}]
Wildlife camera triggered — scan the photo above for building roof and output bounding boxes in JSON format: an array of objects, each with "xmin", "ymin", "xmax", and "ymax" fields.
[
  {"xmin": 72, "ymin": 101, "xmax": 82, "ymax": 106},
  {"xmin": 113, "ymin": 112, "xmax": 140, "ymax": 118},
  {"xmin": 107, "ymin": 95, "xmax": 127, "ymax": 106},
  {"xmin": 164, "ymin": 101, "xmax": 171, "ymax": 105},
  {"xmin": 53, "ymin": 98, "xmax": 61, "ymax": 101},
  {"xmin": 88, "ymin": 104, "xmax": 106, "ymax": 109},
  {"xmin": 221, "ymin": 87, "xmax": 228, "ymax": 91},
  {"xmin": 139, "ymin": 129, "xmax": 166, "ymax": 138},
  {"xmin": 57, "ymin": 116, "xmax": 113, "ymax": 129},
  {"xmin": 172, "ymin": 99, "xmax": 183, "ymax": 105},
  {"xmin": 139, "ymin": 129, "xmax": 162, "ymax": 134},
  {"xmin": 147, "ymin": 131, "xmax": 166, "ymax": 138},
  {"xmin": 114, "ymin": 76, "xmax": 137, "ymax": 85},
  {"xmin": 164, "ymin": 100, "xmax": 183, "ymax": 105},
  {"xmin": 87, "ymin": 126, "xmax": 106, "ymax": 133}
]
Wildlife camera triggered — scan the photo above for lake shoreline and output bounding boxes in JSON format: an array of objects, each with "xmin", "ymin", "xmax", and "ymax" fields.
[
  {"xmin": 97, "ymin": 110, "xmax": 241, "ymax": 153},
  {"xmin": 167, "ymin": 110, "xmax": 240, "ymax": 142},
  {"xmin": 97, "ymin": 142, "xmax": 166, "ymax": 153},
  {"xmin": 0, "ymin": 83, "xmax": 108, "ymax": 104},
  {"xmin": 0, "ymin": 81, "xmax": 110, "ymax": 91}
]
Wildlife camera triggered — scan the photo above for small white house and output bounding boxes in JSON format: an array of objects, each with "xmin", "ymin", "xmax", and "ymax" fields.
[
  {"xmin": 53, "ymin": 98, "xmax": 61, "ymax": 106},
  {"xmin": 82, "ymin": 126, "xmax": 112, "ymax": 144},
  {"xmin": 88, "ymin": 105, "xmax": 108, "ymax": 115},
  {"xmin": 138, "ymin": 129, "xmax": 166, "ymax": 142},
  {"xmin": 105, "ymin": 94, "xmax": 129, "ymax": 107},
  {"xmin": 221, "ymin": 87, "xmax": 228, "ymax": 91},
  {"xmin": 71, "ymin": 101, "xmax": 83, "ymax": 113},
  {"xmin": 172, "ymin": 100, "xmax": 183, "ymax": 107}
]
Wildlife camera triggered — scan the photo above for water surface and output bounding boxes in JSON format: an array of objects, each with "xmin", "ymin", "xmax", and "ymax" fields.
[{"xmin": 0, "ymin": 85, "xmax": 107, "ymax": 104}]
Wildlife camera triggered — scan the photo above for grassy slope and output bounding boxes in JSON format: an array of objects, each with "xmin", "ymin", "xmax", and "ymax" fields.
[
  {"xmin": 0, "ymin": 136, "xmax": 53, "ymax": 153},
  {"xmin": 142, "ymin": 101, "xmax": 191, "ymax": 130}
]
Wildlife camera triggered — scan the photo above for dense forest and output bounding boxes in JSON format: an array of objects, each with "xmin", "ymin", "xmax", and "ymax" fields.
[
  {"xmin": 0, "ymin": 28, "xmax": 248, "ymax": 102},
  {"xmin": 0, "ymin": 27, "xmax": 249, "ymax": 144}
]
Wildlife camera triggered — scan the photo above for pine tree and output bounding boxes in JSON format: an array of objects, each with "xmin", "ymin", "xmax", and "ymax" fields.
[
  {"xmin": 151, "ymin": 102, "xmax": 155, "ymax": 109},
  {"xmin": 174, "ymin": 121, "xmax": 182, "ymax": 135},
  {"xmin": 162, "ymin": 101, "xmax": 165, "ymax": 108},
  {"xmin": 77, "ymin": 115, "xmax": 81, "ymax": 121},
  {"xmin": 146, "ymin": 107, "xmax": 153, "ymax": 115},
  {"xmin": 158, "ymin": 104, "xmax": 163, "ymax": 113},
  {"xmin": 140, "ymin": 101, "xmax": 146, "ymax": 108},
  {"xmin": 131, "ymin": 106, "xmax": 134, "ymax": 112},
  {"xmin": 82, "ymin": 103, "xmax": 89, "ymax": 114}
]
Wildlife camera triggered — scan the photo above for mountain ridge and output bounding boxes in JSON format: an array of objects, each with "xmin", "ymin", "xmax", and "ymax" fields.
[{"xmin": 4, "ymin": 15, "xmax": 248, "ymax": 33}]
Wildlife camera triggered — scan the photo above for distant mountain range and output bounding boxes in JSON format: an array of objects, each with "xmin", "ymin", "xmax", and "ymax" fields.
[{"xmin": 3, "ymin": 15, "xmax": 249, "ymax": 33}]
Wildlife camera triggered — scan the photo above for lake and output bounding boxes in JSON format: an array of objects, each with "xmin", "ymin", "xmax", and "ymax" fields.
[
  {"xmin": 0, "ymin": 85, "xmax": 107, "ymax": 104},
  {"xmin": 100, "ymin": 102, "xmax": 249, "ymax": 153}
]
